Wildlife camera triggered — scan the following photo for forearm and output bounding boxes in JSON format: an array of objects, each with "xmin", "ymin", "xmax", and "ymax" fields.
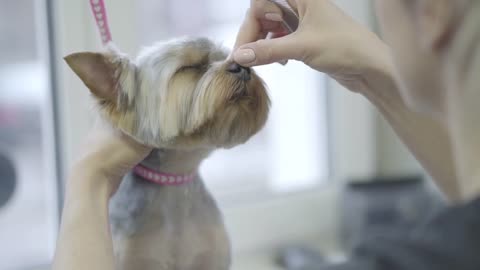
[
  {"xmin": 52, "ymin": 171, "xmax": 116, "ymax": 270},
  {"xmin": 362, "ymin": 52, "xmax": 461, "ymax": 201}
]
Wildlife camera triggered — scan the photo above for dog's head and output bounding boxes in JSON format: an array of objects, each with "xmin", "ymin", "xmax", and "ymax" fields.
[{"xmin": 65, "ymin": 38, "xmax": 270, "ymax": 149}]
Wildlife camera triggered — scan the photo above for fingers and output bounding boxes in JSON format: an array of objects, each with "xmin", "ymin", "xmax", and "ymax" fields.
[
  {"xmin": 81, "ymin": 118, "xmax": 152, "ymax": 171},
  {"xmin": 250, "ymin": 0, "xmax": 284, "ymax": 20},
  {"xmin": 106, "ymin": 135, "xmax": 152, "ymax": 177},
  {"xmin": 233, "ymin": 0, "xmax": 285, "ymax": 49},
  {"xmin": 119, "ymin": 133, "xmax": 152, "ymax": 161},
  {"xmin": 233, "ymin": 33, "xmax": 300, "ymax": 66}
]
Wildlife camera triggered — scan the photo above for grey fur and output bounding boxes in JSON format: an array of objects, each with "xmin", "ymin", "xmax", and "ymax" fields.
[
  {"xmin": 108, "ymin": 148, "xmax": 231, "ymax": 270},
  {"xmin": 109, "ymin": 173, "xmax": 158, "ymax": 236}
]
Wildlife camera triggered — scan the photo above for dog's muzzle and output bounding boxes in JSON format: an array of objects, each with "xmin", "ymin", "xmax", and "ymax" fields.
[{"xmin": 227, "ymin": 62, "xmax": 251, "ymax": 81}]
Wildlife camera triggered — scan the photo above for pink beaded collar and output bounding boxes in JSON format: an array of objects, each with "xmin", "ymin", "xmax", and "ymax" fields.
[{"xmin": 133, "ymin": 164, "xmax": 197, "ymax": 186}]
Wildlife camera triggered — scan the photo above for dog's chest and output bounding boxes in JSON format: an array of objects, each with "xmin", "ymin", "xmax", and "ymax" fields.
[{"xmin": 109, "ymin": 174, "xmax": 230, "ymax": 270}]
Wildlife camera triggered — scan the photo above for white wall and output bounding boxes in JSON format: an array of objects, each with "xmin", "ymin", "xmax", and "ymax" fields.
[
  {"xmin": 333, "ymin": 0, "xmax": 422, "ymax": 180},
  {"xmin": 330, "ymin": 0, "xmax": 378, "ymax": 182}
]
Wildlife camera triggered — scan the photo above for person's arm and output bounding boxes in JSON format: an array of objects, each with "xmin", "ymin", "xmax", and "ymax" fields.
[
  {"xmin": 53, "ymin": 169, "xmax": 116, "ymax": 270},
  {"xmin": 52, "ymin": 122, "xmax": 151, "ymax": 270},
  {"xmin": 361, "ymin": 57, "xmax": 460, "ymax": 200},
  {"xmin": 233, "ymin": 0, "xmax": 461, "ymax": 200}
]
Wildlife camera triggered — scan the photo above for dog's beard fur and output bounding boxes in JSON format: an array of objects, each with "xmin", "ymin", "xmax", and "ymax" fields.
[{"xmin": 64, "ymin": 38, "xmax": 270, "ymax": 150}]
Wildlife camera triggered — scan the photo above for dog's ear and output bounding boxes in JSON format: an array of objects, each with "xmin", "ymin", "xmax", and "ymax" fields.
[{"xmin": 64, "ymin": 51, "xmax": 124, "ymax": 102}]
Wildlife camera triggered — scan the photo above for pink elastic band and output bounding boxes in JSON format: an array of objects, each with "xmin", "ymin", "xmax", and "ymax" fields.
[
  {"xmin": 89, "ymin": 0, "xmax": 112, "ymax": 45},
  {"xmin": 133, "ymin": 164, "xmax": 197, "ymax": 186}
]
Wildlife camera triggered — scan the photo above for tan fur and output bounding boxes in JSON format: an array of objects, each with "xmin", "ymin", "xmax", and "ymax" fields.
[{"xmin": 65, "ymin": 37, "xmax": 270, "ymax": 270}]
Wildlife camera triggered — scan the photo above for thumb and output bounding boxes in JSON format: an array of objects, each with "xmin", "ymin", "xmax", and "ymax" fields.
[{"xmin": 233, "ymin": 34, "xmax": 300, "ymax": 67}]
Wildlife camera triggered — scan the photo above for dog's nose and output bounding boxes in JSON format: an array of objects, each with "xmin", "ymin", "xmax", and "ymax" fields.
[{"xmin": 227, "ymin": 62, "xmax": 251, "ymax": 81}]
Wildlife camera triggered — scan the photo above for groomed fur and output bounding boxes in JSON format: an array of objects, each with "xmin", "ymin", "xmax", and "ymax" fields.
[
  {"xmin": 65, "ymin": 37, "xmax": 270, "ymax": 270},
  {"xmin": 66, "ymin": 37, "xmax": 270, "ymax": 149}
]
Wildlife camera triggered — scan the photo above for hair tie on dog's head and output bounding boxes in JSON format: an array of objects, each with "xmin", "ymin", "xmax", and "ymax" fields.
[{"xmin": 89, "ymin": 0, "xmax": 113, "ymax": 45}]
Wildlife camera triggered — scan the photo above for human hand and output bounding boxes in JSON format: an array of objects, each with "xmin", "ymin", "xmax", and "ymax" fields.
[
  {"xmin": 68, "ymin": 119, "xmax": 152, "ymax": 196},
  {"xmin": 233, "ymin": 0, "xmax": 394, "ymax": 93},
  {"xmin": 54, "ymin": 119, "xmax": 149, "ymax": 270}
]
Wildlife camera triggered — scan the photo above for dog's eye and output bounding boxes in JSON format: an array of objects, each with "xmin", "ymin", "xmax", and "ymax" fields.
[
  {"xmin": 178, "ymin": 63, "xmax": 208, "ymax": 73},
  {"xmin": 182, "ymin": 65, "xmax": 200, "ymax": 70}
]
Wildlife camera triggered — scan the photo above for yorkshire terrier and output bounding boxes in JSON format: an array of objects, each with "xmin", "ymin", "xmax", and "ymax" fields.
[{"xmin": 65, "ymin": 37, "xmax": 270, "ymax": 270}]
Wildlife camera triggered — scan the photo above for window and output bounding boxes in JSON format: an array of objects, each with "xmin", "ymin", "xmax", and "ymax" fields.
[
  {"xmin": 0, "ymin": 1, "xmax": 58, "ymax": 269},
  {"xmin": 136, "ymin": 0, "xmax": 329, "ymax": 199}
]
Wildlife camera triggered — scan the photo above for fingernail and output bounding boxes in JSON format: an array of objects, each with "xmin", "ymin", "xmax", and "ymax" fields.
[
  {"xmin": 233, "ymin": 49, "xmax": 256, "ymax": 64},
  {"xmin": 265, "ymin": 12, "xmax": 283, "ymax": 22}
]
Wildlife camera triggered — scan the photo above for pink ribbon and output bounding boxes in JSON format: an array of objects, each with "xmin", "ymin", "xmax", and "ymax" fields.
[{"xmin": 89, "ymin": 0, "xmax": 112, "ymax": 45}]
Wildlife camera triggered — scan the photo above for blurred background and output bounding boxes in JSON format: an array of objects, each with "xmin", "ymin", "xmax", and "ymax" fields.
[{"xmin": 0, "ymin": 0, "xmax": 445, "ymax": 270}]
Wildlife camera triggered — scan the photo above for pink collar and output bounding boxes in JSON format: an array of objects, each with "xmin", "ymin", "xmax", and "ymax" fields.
[{"xmin": 133, "ymin": 164, "xmax": 197, "ymax": 186}]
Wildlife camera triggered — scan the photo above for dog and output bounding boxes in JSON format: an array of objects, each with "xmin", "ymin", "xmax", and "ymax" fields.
[{"xmin": 64, "ymin": 37, "xmax": 270, "ymax": 270}]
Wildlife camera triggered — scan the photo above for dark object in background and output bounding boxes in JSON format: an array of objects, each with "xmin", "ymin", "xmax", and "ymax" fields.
[
  {"xmin": 276, "ymin": 176, "xmax": 447, "ymax": 270},
  {"xmin": 0, "ymin": 151, "xmax": 16, "ymax": 208},
  {"xmin": 280, "ymin": 195, "xmax": 480, "ymax": 270},
  {"xmin": 340, "ymin": 175, "xmax": 446, "ymax": 252},
  {"xmin": 276, "ymin": 245, "xmax": 326, "ymax": 270}
]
